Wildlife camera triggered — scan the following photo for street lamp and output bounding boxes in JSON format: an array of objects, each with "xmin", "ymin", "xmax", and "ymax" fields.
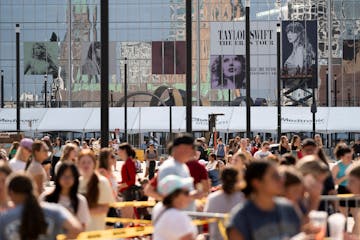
[
  {"xmin": 44, "ymin": 74, "xmax": 48, "ymax": 108},
  {"xmin": 16, "ymin": 24, "xmax": 20, "ymax": 132},
  {"xmin": 167, "ymin": 88, "xmax": 174, "ymax": 142},
  {"xmin": 277, "ymin": 23, "xmax": 281, "ymax": 142},
  {"xmin": 311, "ymin": 58, "xmax": 317, "ymax": 138},
  {"xmin": 1, "ymin": 70, "xmax": 4, "ymax": 108},
  {"xmin": 124, "ymin": 57, "xmax": 128, "ymax": 142},
  {"xmin": 245, "ymin": 0, "xmax": 251, "ymax": 138}
]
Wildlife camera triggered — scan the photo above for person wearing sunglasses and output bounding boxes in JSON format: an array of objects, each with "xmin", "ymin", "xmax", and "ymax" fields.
[
  {"xmin": 227, "ymin": 160, "xmax": 301, "ymax": 240},
  {"xmin": 152, "ymin": 175, "xmax": 197, "ymax": 240},
  {"xmin": 253, "ymin": 141, "xmax": 272, "ymax": 160},
  {"xmin": 26, "ymin": 140, "xmax": 49, "ymax": 195}
]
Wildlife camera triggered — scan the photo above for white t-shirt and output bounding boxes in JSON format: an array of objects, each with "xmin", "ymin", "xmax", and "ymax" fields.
[
  {"xmin": 253, "ymin": 150, "xmax": 271, "ymax": 160},
  {"xmin": 39, "ymin": 190, "xmax": 91, "ymax": 227},
  {"xmin": 152, "ymin": 202, "xmax": 197, "ymax": 240},
  {"xmin": 79, "ymin": 174, "xmax": 115, "ymax": 231},
  {"xmin": 8, "ymin": 159, "xmax": 26, "ymax": 172}
]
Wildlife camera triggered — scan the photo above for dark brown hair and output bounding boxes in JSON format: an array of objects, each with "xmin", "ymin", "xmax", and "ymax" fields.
[
  {"xmin": 334, "ymin": 143, "xmax": 352, "ymax": 159},
  {"xmin": 99, "ymin": 148, "xmax": 113, "ymax": 170},
  {"xmin": 118, "ymin": 142, "xmax": 136, "ymax": 158},
  {"xmin": 221, "ymin": 168, "xmax": 239, "ymax": 195},
  {"xmin": 7, "ymin": 174, "xmax": 47, "ymax": 240},
  {"xmin": 45, "ymin": 162, "xmax": 80, "ymax": 214},
  {"xmin": 78, "ymin": 149, "xmax": 99, "ymax": 209}
]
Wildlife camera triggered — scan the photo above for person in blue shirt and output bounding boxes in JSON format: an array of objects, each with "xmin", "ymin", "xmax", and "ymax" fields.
[
  {"xmin": 227, "ymin": 160, "xmax": 301, "ymax": 240},
  {"xmin": 0, "ymin": 174, "xmax": 82, "ymax": 240}
]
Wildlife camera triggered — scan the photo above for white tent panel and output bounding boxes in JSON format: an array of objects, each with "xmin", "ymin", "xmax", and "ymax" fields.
[
  {"xmin": 251, "ymin": 107, "xmax": 277, "ymax": 132},
  {"xmin": 327, "ymin": 107, "xmax": 360, "ymax": 133},
  {"xmin": 191, "ymin": 106, "xmax": 234, "ymax": 132},
  {"xmin": 228, "ymin": 107, "xmax": 247, "ymax": 132},
  {"xmin": 0, "ymin": 108, "xmax": 47, "ymax": 131},
  {"xmin": 84, "ymin": 108, "xmax": 139, "ymax": 133},
  {"xmin": 172, "ymin": 107, "xmax": 186, "ymax": 133},
  {"xmin": 37, "ymin": 108, "xmax": 93, "ymax": 132},
  {"xmin": 281, "ymin": 107, "xmax": 329, "ymax": 132},
  {"xmin": 139, "ymin": 107, "xmax": 171, "ymax": 132}
]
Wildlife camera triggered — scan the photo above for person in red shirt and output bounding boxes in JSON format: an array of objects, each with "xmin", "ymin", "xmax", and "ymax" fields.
[
  {"xmin": 186, "ymin": 147, "xmax": 210, "ymax": 194},
  {"xmin": 118, "ymin": 143, "xmax": 137, "ymax": 219},
  {"xmin": 118, "ymin": 143, "xmax": 136, "ymax": 200}
]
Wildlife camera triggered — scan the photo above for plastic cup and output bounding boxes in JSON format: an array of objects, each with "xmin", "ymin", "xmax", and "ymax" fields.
[
  {"xmin": 309, "ymin": 210, "xmax": 328, "ymax": 240},
  {"xmin": 328, "ymin": 213, "xmax": 346, "ymax": 240}
]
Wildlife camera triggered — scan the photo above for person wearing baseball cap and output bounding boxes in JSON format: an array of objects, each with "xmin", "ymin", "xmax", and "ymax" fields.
[
  {"xmin": 8, "ymin": 138, "xmax": 33, "ymax": 172},
  {"xmin": 152, "ymin": 175, "xmax": 197, "ymax": 240}
]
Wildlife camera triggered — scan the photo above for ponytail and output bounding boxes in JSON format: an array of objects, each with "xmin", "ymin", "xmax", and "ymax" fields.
[
  {"xmin": 86, "ymin": 173, "xmax": 100, "ymax": 209},
  {"xmin": 21, "ymin": 193, "xmax": 48, "ymax": 240},
  {"xmin": 7, "ymin": 174, "xmax": 47, "ymax": 240}
]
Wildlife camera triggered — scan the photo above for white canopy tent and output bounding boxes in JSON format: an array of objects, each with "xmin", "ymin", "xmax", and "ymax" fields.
[
  {"xmin": 0, "ymin": 107, "xmax": 359, "ymax": 133},
  {"xmin": 0, "ymin": 108, "xmax": 47, "ymax": 132}
]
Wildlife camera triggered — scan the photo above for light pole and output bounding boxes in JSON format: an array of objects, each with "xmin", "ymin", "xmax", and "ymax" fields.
[
  {"xmin": 277, "ymin": 23, "xmax": 281, "ymax": 141},
  {"xmin": 44, "ymin": 74, "xmax": 48, "ymax": 108},
  {"xmin": 311, "ymin": 59, "xmax": 317, "ymax": 138},
  {"xmin": 245, "ymin": 0, "xmax": 251, "ymax": 138},
  {"xmin": 100, "ymin": 0, "xmax": 109, "ymax": 148},
  {"xmin": 186, "ymin": 0, "xmax": 192, "ymax": 133},
  {"xmin": 124, "ymin": 57, "xmax": 128, "ymax": 142},
  {"xmin": 167, "ymin": 88, "xmax": 174, "ymax": 142},
  {"xmin": 0, "ymin": 70, "xmax": 4, "ymax": 108},
  {"xmin": 16, "ymin": 24, "xmax": 20, "ymax": 132}
]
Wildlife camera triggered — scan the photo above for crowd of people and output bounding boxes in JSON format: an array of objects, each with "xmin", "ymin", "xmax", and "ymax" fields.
[{"xmin": 0, "ymin": 133, "xmax": 360, "ymax": 239}]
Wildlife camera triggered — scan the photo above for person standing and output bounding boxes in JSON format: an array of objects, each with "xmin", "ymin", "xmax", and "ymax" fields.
[
  {"xmin": 158, "ymin": 134, "xmax": 202, "ymax": 210},
  {"xmin": 215, "ymin": 137, "xmax": 226, "ymax": 162},
  {"xmin": 0, "ymin": 174, "xmax": 82, "ymax": 240},
  {"xmin": 118, "ymin": 143, "xmax": 137, "ymax": 219},
  {"xmin": 54, "ymin": 143, "xmax": 78, "ymax": 177},
  {"xmin": 51, "ymin": 137, "xmax": 63, "ymax": 179},
  {"xmin": 227, "ymin": 161, "xmax": 301, "ymax": 240},
  {"xmin": 41, "ymin": 162, "xmax": 90, "ymax": 230},
  {"xmin": 8, "ymin": 138, "xmax": 33, "ymax": 172},
  {"xmin": 78, "ymin": 149, "xmax": 114, "ymax": 231},
  {"xmin": 27, "ymin": 140, "xmax": 49, "ymax": 195},
  {"xmin": 152, "ymin": 175, "xmax": 197, "ymax": 240},
  {"xmin": 332, "ymin": 144, "xmax": 356, "ymax": 217},
  {"xmin": 279, "ymin": 136, "xmax": 291, "ymax": 155},
  {"xmin": 145, "ymin": 143, "xmax": 158, "ymax": 180},
  {"xmin": 205, "ymin": 168, "xmax": 245, "ymax": 240},
  {"xmin": 237, "ymin": 138, "xmax": 253, "ymax": 164},
  {"xmin": 253, "ymin": 141, "xmax": 272, "ymax": 160},
  {"xmin": 186, "ymin": 146, "xmax": 210, "ymax": 194}
]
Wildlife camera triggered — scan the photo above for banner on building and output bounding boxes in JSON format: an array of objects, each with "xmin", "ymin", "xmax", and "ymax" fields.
[
  {"xmin": 343, "ymin": 39, "xmax": 360, "ymax": 74},
  {"xmin": 210, "ymin": 21, "xmax": 277, "ymax": 94},
  {"xmin": 281, "ymin": 20, "xmax": 317, "ymax": 106},
  {"xmin": 152, "ymin": 41, "xmax": 186, "ymax": 74},
  {"xmin": 24, "ymin": 42, "xmax": 59, "ymax": 76},
  {"xmin": 81, "ymin": 42, "xmax": 116, "ymax": 76}
]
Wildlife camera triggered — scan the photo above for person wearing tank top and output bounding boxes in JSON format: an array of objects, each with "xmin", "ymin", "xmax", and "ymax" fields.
[{"xmin": 145, "ymin": 144, "xmax": 158, "ymax": 180}]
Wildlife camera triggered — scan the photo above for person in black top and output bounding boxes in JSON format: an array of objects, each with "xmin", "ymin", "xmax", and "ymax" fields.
[{"xmin": 279, "ymin": 136, "xmax": 290, "ymax": 155}]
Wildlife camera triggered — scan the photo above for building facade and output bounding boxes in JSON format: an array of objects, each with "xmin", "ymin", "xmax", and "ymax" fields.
[{"xmin": 0, "ymin": 0, "xmax": 360, "ymax": 108}]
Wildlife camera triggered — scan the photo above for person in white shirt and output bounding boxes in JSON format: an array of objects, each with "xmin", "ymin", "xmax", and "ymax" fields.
[
  {"xmin": 253, "ymin": 141, "xmax": 272, "ymax": 160},
  {"xmin": 77, "ymin": 149, "xmax": 115, "ymax": 231},
  {"xmin": 40, "ymin": 162, "xmax": 90, "ymax": 230},
  {"xmin": 8, "ymin": 138, "xmax": 33, "ymax": 172},
  {"xmin": 152, "ymin": 175, "xmax": 197, "ymax": 240}
]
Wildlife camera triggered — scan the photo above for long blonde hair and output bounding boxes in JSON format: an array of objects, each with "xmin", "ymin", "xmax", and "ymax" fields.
[{"xmin": 60, "ymin": 143, "xmax": 78, "ymax": 162}]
